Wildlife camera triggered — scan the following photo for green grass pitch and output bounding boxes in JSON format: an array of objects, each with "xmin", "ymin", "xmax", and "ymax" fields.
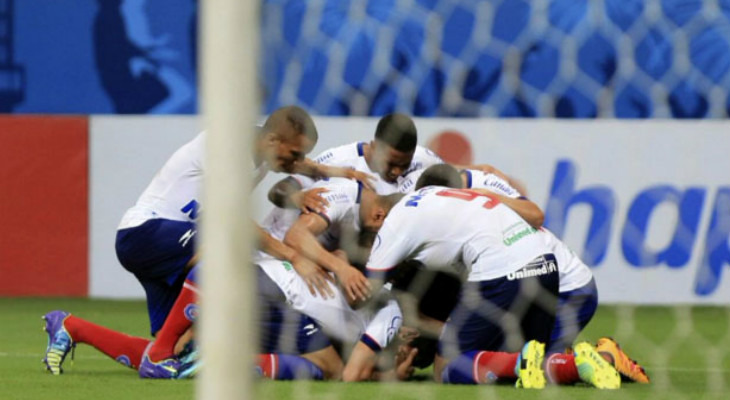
[{"xmin": 1, "ymin": 298, "xmax": 728, "ymax": 400}]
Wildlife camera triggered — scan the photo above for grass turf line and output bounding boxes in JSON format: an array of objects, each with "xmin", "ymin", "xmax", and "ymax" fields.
[{"xmin": 1, "ymin": 298, "xmax": 729, "ymax": 400}]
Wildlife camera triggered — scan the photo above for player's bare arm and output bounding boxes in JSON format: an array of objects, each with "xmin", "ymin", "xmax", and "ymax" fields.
[
  {"xmin": 284, "ymin": 213, "xmax": 371, "ymax": 302},
  {"xmin": 455, "ymin": 163, "xmax": 529, "ymax": 195},
  {"xmin": 469, "ymin": 188, "xmax": 544, "ymax": 228},
  {"xmin": 295, "ymin": 157, "xmax": 377, "ymax": 186},
  {"xmin": 255, "ymin": 224, "xmax": 335, "ymax": 299}
]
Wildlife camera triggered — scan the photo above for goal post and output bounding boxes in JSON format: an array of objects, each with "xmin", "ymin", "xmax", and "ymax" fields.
[{"xmin": 199, "ymin": 0, "xmax": 259, "ymax": 398}]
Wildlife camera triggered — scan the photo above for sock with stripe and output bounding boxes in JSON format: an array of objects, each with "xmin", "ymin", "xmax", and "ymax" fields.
[
  {"xmin": 147, "ymin": 266, "xmax": 199, "ymax": 362},
  {"xmin": 256, "ymin": 354, "xmax": 324, "ymax": 380},
  {"xmin": 545, "ymin": 353, "xmax": 581, "ymax": 384},
  {"xmin": 441, "ymin": 350, "xmax": 519, "ymax": 384},
  {"xmin": 63, "ymin": 315, "xmax": 149, "ymax": 369}
]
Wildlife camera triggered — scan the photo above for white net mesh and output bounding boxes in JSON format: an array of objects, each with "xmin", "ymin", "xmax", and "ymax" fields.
[{"xmin": 261, "ymin": 0, "xmax": 730, "ymax": 118}]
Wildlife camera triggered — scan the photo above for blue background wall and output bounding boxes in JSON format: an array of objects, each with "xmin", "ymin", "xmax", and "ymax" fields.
[
  {"xmin": 4, "ymin": 0, "xmax": 730, "ymax": 117},
  {"xmin": 5, "ymin": 0, "xmax": 197, "ymax": 114}
]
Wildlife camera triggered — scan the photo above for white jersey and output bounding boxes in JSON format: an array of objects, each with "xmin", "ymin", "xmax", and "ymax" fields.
[
  {"xmin": 257, "ymin": 178, "xmax": 362, "ymax": 259},
  {"xmin": 293, "ymin": 142, "xmax": 443, "ymax": 195},
  {"xmin": 463, "ymin": 170, "xmax": 593, "ymax": 292},
  {"xmin": 255, "ymin": 179, "xmax": 402, "ymax": 347},
  {"xmin": 118, "ymin": 133, "xmax": 205, "ymax": 229},
  {"xmin": 367, "ymin": 186, "xmax": 553, "ymax": 282}
]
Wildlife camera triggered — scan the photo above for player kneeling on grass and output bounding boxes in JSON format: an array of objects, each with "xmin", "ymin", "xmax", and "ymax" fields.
[
  {"xmin": 354, "ymin": 173, "xmax": 624, "ymax": 389},
  {"xmin": 391, "ymin": 164, "xmax": 648, "ymax": 386},
  {"xmin": 40, "ymin": 106, "xmax": 373, "ymax": 379}
]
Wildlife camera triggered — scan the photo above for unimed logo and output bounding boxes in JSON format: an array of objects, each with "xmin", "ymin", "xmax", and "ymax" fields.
[{"xmin": 544, "ymin": 160, "xmax": 730, "ymax": 296}]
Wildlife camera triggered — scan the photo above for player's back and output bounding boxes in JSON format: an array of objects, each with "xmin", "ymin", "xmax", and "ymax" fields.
[
  {"xmin": 119, "ymin": 132, "xmax": 204, "ymax": 228},
  {"xmin": 392, "ymin": 186, "xmax": 552, "ymax": 282}
]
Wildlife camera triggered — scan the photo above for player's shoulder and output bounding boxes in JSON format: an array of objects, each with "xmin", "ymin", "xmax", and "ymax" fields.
[
  {"xmin": 313, "ymin": 177, "xmax": 361, "ymax": 204},
  {"xmin": 413, "ymin": 145, "xmax": 442, "ymax": 161},
  {"xmin": 404, "ymin": 146, "xmax": 443, "ymax": 175},
  {"xmin": 313, "ymin": 142, "xmax": 364, "ymax": 165}
]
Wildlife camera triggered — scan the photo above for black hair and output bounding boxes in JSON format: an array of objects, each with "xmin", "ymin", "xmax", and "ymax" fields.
[
  {"xmin": 374, "ymin": 113, "xmax": 417, "ymax": 153},
  {"xmin": 263, "ymin": 105, "xmax": 318, "ymax": 144},
  {"xmin": 414, "ymin": 164, "xmax": 463, "ymax": 190}
]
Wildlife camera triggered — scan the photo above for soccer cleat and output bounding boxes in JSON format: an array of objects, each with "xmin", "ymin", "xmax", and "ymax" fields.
[
  {"xmin": 596, "ymin": 337, "xmax": 650, "ymax": 383},
  {"xmin": 574, "ymin": 342, "xmax": 621, "ymax": 389},
  {"xmin": 176, "ymin": 340, "xmax": 200, "ymax": 379},
  {"xmin": 139, "ymin": 344, "xmax": 180, "ymax": 379},
  {"xmin": 514, "ymin": 340, "xmax": 546, "ymax": 389},
  {"xmin": 42, "ymin": 310, "xmax": 75, "ymax": 375}
]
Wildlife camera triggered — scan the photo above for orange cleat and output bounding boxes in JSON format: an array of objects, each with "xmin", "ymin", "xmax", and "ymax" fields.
[{"xmin": 596, "ymin": 337, "xmax": 650, "ymax": 384}]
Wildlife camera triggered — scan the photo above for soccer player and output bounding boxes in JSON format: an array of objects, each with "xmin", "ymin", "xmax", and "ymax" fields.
[
  {"xmin": 361, "ymin": 181, "xmax": 623, "ymax": 389},
  {"xmin": 252, "ymin": 177, "xmax": 408, "ymax": 381},
  {"xmin": 409, "ymin": 164, "xmax": 648, "ymax": 385},
  {"xmin": 267, "ymin": 112, "xmax": 511, "ymax": 213},
  {"xmin": 41, "ymin": 106, "xmax": 363, "ymax": 378}
]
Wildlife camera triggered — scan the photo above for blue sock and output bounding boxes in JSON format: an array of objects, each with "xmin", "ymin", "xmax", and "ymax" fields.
[
  {"xmin": 441, "ymin": 350, "xmax": 480, "ymax": 384},
  {"xmin": 258, "ymin": 354, "xmax": 324, "ymax": 380}
]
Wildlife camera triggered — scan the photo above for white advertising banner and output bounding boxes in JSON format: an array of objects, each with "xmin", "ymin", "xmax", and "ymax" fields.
[{"xmin": 90, "ymin": 116, "xmax": 730, "ymax": 304}]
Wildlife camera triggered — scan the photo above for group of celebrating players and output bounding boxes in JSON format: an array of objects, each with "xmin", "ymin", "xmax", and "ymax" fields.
[{"xmin": 41, "ymin": 106, "xmax": 650, "ymax": 389}]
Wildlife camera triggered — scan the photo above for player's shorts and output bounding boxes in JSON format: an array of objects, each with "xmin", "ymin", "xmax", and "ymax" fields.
[
  {"xmin": 438, "ymin": 253, "xmax": 560, "ymax": 359},
  {"xmin": 257, "ymin": 258, "xmax": 367, "ymax": 344},
  {"xmin": 256, "ymin": 266, "xmax": 331, "ymax": 354},
  {"xmin": 548, "ymin": 278, "xmax": 598, "ymax": 354},
  {"xmin": 115, "ymin": 218, "xmax": 196, "ymax": 335}
]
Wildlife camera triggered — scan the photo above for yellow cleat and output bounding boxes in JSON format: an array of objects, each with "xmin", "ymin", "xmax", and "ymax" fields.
[
  {"xmin": 596, "ymin": 337, "xmax": 650, "ymax": 384},
  {"xmin": 574, "ymin": 342, "xmax": 621, "ymax": 389},
  {"xmin": 514, "ymin": 340, "xmax": 546, "ymax": 389}
]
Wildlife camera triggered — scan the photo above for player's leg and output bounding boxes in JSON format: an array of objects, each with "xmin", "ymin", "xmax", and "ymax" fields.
[
  {"xmin": 115, "ymin": 219, "xmax": 197, "ymax": 378},
  {"xmin": 258, "ymin": 259, "xmax": 367, "ymax": 344},
  {"xmin": 42, "ymin": 311, "xmax": 150, "ymax": 374},
  {"xmin": 439, "ymin": 254, "xmax": 561, "ymax": 388},
  {"xmin": 547, "ymin": 278, "xmax": 599, "ymax": 354},
  {"xmin": 143, "ymin": 265, "xmax": 199, "ymax": 365},
  {"xmin": 256, "ymin": 266, "xmax": 342, "ymax": 380}
]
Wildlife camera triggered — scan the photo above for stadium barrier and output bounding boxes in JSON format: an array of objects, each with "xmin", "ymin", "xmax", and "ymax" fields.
[{"xmin": 1, "ymin": 115, "xmax": 728, "ymax": 304}]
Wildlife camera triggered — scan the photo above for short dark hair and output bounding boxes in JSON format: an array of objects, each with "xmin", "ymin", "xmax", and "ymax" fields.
[
  {"xmin": 415, "ymin": 164, "xmax": 463, "ymax": 190},
  {"xmin": 263, "ymin": 105, "xmax": 318, "ymax": 144},
  {"xmin": 374, "ymin": 113, "xmax": 417, "ymax": 153}
]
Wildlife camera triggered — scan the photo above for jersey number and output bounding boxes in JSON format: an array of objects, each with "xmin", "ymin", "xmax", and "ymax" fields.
[{"xmin": 436, "ymin": 189, "xmax": 500, "ymax": 209}]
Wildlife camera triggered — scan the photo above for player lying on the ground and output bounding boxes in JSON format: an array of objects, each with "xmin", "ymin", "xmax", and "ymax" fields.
[
  {"xmin": 41, "ymin": 106, "xmax": 371, "ymax": 379},
  {"xmin": 252, "ymin": 176, "xmax": 407, "ymax": 379}
]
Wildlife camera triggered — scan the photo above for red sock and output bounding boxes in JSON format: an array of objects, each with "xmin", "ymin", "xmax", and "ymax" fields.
[
  {"xmin": 147, "ymin": 280, "xmax": 198, "ymax": 362},
  {"xmin": 545, "ymin": 353, "xmax": 580, "ymax": 384},
  {"xmin": 64, "ymin": 315, "xmax": 149, "ymax": 369},
  {"xmin": 474, "ymin": 351, "xmax": 519, "ymax": 382},
  {"xmin": 257, "ymin": 354, "xmax": 279, "ymax": 378}
]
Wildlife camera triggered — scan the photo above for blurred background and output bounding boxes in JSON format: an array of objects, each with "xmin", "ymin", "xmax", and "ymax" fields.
[{"xmin": 1, "ymin": 0, "xmax": 729, "ymax": 305}]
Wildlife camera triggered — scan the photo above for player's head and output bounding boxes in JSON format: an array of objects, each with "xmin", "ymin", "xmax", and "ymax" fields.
[
  {"xmin": 369, "ymin": 113, "xmax": 418, "ymax": 183},
  {"xmin": 360, "ymin": 192, "xmax": 406, "ymax": 232},
  {"xmin": 260, "ymin": 106, "xmax": 318, "ymax": 173},
  {"xmin": 414, "ymin": 164, "xmax": 464, "ymax": 190}
]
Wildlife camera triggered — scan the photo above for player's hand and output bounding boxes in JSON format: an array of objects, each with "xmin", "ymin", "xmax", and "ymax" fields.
[
  {"xmin": 394, "ymin": 345, "xmax": 418, "ymax": 381},
  {"xmin": 398, "ymin": 326, "xmax": 420, "ymax": 344},
  {"xmin": 336, "ymin": 266, "xmax": 371, "ymax": 302},
  {"xmin": 343, "ymin": 170, "xmax": 376, "ymax": 190},
  {"xmin": 291, "ymin": 188, "xmax": 329, "ymax": 214},
  {"xmin": 291, "ymin": 254, "xmax": 335, "ymax": 298}
]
